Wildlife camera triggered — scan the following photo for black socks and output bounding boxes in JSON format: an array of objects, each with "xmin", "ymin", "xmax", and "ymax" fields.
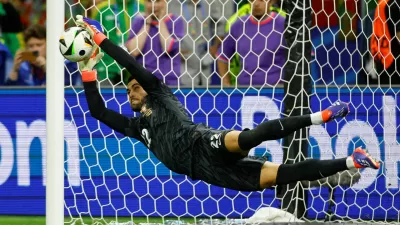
[
  {"xmin": 237, "ymin": 115, "xmax": 312, "ymax": 150},
  {"xmin": 275, "ymin": 158, "xmax": 348, "ymax": 185}
]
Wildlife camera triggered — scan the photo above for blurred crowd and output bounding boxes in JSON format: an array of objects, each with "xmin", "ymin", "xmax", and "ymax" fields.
[{"xmin": 0, "ymin": 0, "xmax": 398, "ymax": 87}]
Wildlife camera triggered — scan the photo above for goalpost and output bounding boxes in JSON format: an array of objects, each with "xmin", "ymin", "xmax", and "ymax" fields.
[
  {"xmin": 58, "ymin": 0, "xmax": 399, "ymax": 224},
  {"xmin": 46, "ymin": 0, "xmax": 65, "ymax": 224}
]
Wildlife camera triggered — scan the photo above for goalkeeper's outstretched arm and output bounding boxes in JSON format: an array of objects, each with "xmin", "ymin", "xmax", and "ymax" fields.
[
  {"xmin": 78, "ymin": 49, "xmax": 140, "ymax": 138},
  {"xmin": 83, "ymin": 80, "xmax": 132, "ymax": 136},
  {"xmin": 99, "ymin": 38, "xmax": 160, "ymax": 94},
  {"xmin": 76, "ymin": 15, "xmax": 160, "ymax": 94}
]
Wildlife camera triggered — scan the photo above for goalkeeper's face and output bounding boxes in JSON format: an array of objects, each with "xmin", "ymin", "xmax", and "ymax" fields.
[{"xmin": 127, "ymin": 79, "xmax": 148, "ymax": 112}]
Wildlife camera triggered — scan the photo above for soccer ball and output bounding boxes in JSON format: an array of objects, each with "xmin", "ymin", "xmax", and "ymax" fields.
[{"xmin": 59, "ymin": 27, "xmax": 94, "ymax": 62}]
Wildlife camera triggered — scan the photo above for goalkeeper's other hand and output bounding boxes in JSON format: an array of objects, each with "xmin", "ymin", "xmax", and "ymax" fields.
[
  {"xmin": 76, "ymin": 15, "xmax": 106, "ymax": 45},
  {"xmin": 78, "ymin": 50, "xmax": 104, "ymax": 72},
  {"xmin": 78, "ymin": 50, "xmax": 104, "ymax": 82}
]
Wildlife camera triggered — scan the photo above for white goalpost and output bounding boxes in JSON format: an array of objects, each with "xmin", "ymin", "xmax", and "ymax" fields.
[{"xmin": 46, "ymin": 0, "xmax": 65, "ymax": 224}]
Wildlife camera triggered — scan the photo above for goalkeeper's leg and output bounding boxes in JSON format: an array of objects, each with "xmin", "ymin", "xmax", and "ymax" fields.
[
  {"xmin": 259, "ymin": 147, "xmax": 380, "ymax": 189},
  {"xmin": 224, "ymin": 100, "xmax": 350, "ymax": 154}
]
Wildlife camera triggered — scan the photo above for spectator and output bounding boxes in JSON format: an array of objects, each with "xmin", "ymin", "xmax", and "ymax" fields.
[
  {"xmin": 0, "ymin": 0, "xmax": 25, "ymax": 55},
  {"xmin": 367, "ymin": 0, "xmax": 400, "ymax": 85},
  {"xmin": 126, "ymin": 0, "xmax": 184, "ymax": 86},
  {"xmin": 168, "ymin": 0, "xmax": 234, "ymax": 87},
  {"xmin": 91, "ymin": 0, "xmax": 144, "ymax": 85},
  {"xmin": 217, "ymin": 0, "xmax": 286, "ymax": 87},
  {"xmin": 14, "ymin": 0, "xmax": 46, "ymax": 28},
  {"xmin": 0, "ymin": 40, "xmax": 12, "ymax": 84},
  {"xmin": 226, "ymin": 1, "xmax": 285, "ymax": 30},
  {"xmin": 5, "ymin": 24, "xmax": 80, "ymax": 86},
  {"xmin": 224, "ymin": 1, "xmax": 285, "ymax": 85}
]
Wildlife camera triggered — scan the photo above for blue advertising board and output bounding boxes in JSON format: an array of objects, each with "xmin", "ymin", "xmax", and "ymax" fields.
[{"xmin": 0, "ymin": 87, "xmax": 398, "ymax": 220}]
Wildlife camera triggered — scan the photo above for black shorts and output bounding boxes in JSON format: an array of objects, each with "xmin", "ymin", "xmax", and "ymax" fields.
[{"xmin": 191, "ymin": 129, "xmax": 268, "ymax": 192}]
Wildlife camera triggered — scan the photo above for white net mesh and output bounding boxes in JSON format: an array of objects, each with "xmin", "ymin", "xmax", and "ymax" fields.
[{"xmin": 63, "ymin": 0, "xmax": 400, "ymax": 224}]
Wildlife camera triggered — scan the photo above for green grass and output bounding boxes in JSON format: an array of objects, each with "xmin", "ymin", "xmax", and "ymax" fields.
[
  {"xmin": 0, "ymin": 216, "xmax": 196, "ymax": 225},
  {"xmin": 1, "ymin": 216, "xmax": 393, "ymax": 225},
  {"xmin": 0, "ymin": 216, "xmax": 45, "ymax": 225}
]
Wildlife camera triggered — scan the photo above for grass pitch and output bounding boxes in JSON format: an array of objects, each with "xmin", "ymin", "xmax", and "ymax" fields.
[{"xmin": 0, "ymin": 216, "xmax": 196, "ymax": 225}]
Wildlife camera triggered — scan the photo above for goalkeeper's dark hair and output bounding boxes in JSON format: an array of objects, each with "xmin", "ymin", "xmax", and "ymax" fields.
[
  {"xmin": 24, "ymin": 24, "xmax": 46, "ymax": 43},
  {"xmin": 126, "ymin": 74, "xmax": 135, "ymax": 84}
]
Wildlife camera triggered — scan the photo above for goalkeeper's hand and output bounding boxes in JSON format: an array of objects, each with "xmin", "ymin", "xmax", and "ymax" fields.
[
  {"xmin": 76, "ymin": 15, "xmax": 107, "ymax": 45},
  {"xmin": 78, "ymin": 47, "xmax": 104, "ymax": 82}
]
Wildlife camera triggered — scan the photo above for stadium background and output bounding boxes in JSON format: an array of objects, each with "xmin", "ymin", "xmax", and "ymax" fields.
[{"xmin": 0, "ymin": 0, "xmax": 399, "ymax": 224}]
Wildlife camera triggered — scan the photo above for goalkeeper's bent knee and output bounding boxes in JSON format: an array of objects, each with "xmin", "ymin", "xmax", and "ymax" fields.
[{"xmin": 238, "ymin": 128, "xmax": 262, "ymax": 150}]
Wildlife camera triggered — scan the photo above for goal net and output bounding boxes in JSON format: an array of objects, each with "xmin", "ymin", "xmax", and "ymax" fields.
[{"xmin": 63, "ymin": 0, "xmax": 399, "ymax": 224}]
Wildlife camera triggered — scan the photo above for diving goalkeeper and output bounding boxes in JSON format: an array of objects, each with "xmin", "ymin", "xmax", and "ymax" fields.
[{"xmin": 75, "ymin": 15, "xmax": 380, "ymax": 191}]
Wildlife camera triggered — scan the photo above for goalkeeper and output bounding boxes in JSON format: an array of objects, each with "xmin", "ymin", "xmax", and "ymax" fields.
[{"xmin": 76, "ymin": 15, "xmax": 380, "ymax": 191}]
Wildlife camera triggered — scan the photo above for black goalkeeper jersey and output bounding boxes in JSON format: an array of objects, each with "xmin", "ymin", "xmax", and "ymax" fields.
[{"xmin": 83, "ymin": 38, "xmax": 210, "ymax": 177}]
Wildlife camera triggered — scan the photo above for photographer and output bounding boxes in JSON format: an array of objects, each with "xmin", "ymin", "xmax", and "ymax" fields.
[{"xmin": 5, "ymin": 24, "xmax": 80, "ymax": 86}]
